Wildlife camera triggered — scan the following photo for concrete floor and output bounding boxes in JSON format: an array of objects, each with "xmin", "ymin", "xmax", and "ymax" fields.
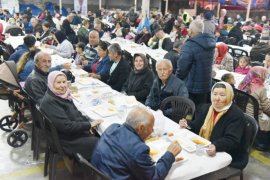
[{"xmin": 0, "ymin": 99, "xmax": 270, "ymax": 180}]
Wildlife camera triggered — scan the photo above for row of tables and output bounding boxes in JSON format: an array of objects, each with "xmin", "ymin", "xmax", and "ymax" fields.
[
  {"xmin": 3, "ymin": 35, "xmax": 240, "ymax": 179},
  {"xmin": 68, "ymin": 68, "xmax": 232, "ymax": 180}
]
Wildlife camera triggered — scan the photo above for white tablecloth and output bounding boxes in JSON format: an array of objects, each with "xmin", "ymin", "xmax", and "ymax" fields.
[
  {"xmin": 102, "ymin": 37, "xmax": 168, "ymax": 61},
  {"xmin": 69, "ymin": 68, "xmax": 232, "ymax": 180}
]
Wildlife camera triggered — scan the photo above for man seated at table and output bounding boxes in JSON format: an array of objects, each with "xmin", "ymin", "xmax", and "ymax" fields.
[
  {"xmin": 8, "ymin": 35, "xmax": 36, "ymax": 63},
  {"xmin": 148, "ymin": 27, "xmax": 173, "ymax": 51},
  {"xmin": 91, "ymin": 107, "xmax": 182, "ymax": 180},
  {"xmin": 145, "ymin": 59, "xmax": 188, "ymax": 115},
  {"xmin": 24, "ymin": 52, "xmax": 70, "ymax": 105},
  {"xmin": 83, "ymin": 30, "xmax": 100, "ymax": 62},
  {"xmin": 102, "ymin": 43, "xmax": 130, "ymax": 91}
]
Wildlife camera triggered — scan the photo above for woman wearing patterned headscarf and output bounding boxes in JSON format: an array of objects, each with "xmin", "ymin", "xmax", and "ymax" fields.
[
  {"xmin": 40, "ymin": 71, "xmax": 102, "ymax": 160},
  {"xmin": 239, "ymin": 66, "xmax": 270, "ymax": 150},
  {"xmin": 214, "ymin": 42, "xmax": 233, "ymax": 72},
  {"xmin": 180, "ymin": 82, "xmax": 248, "ymax": 169}
]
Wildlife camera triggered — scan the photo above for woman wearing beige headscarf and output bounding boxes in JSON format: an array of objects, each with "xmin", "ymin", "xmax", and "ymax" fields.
[{"xmin": 180, "ymin": 82, "xmax": 247, "ymax": 169}]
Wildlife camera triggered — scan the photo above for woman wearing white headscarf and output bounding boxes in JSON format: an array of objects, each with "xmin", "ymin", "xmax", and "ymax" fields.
[{"xmin": 180, "ymin": 82, "xmax": 247, "ymax": 169}]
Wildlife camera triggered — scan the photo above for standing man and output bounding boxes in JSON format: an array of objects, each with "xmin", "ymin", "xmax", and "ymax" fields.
[
  {"xmin": 176, "ymin": 19, "xmax": 216, "ymax": 106},
  {"xmin": 62, "ymin": 12, "xmax": 77, "ymax": 44}
]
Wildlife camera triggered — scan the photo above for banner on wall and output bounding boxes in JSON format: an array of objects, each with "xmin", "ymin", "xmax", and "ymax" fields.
[
  {"xmin": 74, "ymin": 0, "xmax": 88, "ymax": 15},
  {"xmin": 0, "ymin": 0, "xmax": 19, "ymax": 14}
]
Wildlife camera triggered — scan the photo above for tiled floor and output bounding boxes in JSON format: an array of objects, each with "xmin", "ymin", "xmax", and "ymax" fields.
[{"xmin": 0, "ymin": 99, "xmax": 269, "ymax": 180}]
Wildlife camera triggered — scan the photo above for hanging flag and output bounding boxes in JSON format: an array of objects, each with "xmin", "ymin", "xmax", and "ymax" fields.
[
  {"xmin": 218, "ymin": 0, "xmax": 226, "ymax": 5},
  {"xmin": 137, "ymin": 16, "xmax": 151, "ymax": 34},
  {"xmin": 252, "ymin": 0, "xmax": 257, "ymax": 8}
]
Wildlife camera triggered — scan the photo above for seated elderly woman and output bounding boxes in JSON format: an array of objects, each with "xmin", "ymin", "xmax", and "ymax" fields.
[
  {"xmin": 121, "ymin": 53, "xmax": 154, "ymax": 103},
  {"xmin": 239, "ymin": 66, "xmax": 270, "ymax": 151},
  {"xmin": 44, "ymin": 30, "xmax": 74, "ymax": 58},
  {"xmin": 214, "ymin": 42, "xmax": 234, "ymax": 72},
  {"xmin": 180, "ymin": 82, "xmax": 248, "ymax": 169},
  {"xmin": 40, "ymin": 71, "xmax": 102, "ymax": 160},
  {"xmin": 83, "ymin": 41, "xmax": 112, "ymax": 80},
  {"xmin": 145, "ymin": 59, "xmax": 188, "ymax": 115}
]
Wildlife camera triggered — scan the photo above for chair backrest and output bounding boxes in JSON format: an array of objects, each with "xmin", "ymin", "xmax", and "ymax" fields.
[
  {"xmin": 243, "ymin": 113, "xmax": 258, "ymax": 153},
  {"xmin": 233, "ymin": 88, "xmax": 259, "ymax": 121},
  {"xmin": 160, "ymin": 96, "xmax": 195, "ymax": 123},
  {"xmin": 228, "ymin": 46, "xmax": 235, "ymax": 57},
  {"xmin": 233, "ymin": 48, "xmax": 249, "ymax": 58},
  {"xmin": 40, "ymin": 111, "xmax": 66, "ymax": 157},
  {"xmin": 212, "ymin": 78, "xmax": 220, "ymax": 87},
  {"xmin": 122, "ymin": 50, "xmax": 133, "ymax": 69},
  {"xmin": 146, "ymin": 54, "xmax": 157, "ymax": 75},
  {"xmin": 75, "ymin": 153, "xmax": 110, "ymax": 180}
]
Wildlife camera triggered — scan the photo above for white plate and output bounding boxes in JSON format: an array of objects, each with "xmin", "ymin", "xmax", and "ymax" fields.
[{"xmin": 92, "ymin": 103, "xmax": 118, "ymax": 117}]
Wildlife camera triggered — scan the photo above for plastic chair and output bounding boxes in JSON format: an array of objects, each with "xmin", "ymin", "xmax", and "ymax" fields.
[
  {"xmin": 146, "ymin": 54, "xmax": 157, "ymax": 75},
  {"xmin": 160, "ymin": 96, "xmax": 195, "ymax": 123},
  {"xmin": 233, "ymin": 88, "xmax": 259, "ymax": 121},
  {"xmin": 22, "ymin": 89, "xmax": 46, "ymax": 161},
  {"xmin": 41, "ymin": 112, "xmax": 74, "ymax": 180},
  {"xmin": 212, "ymin": 78, "xmax": 220, "ymax": 86},
  {"xmin": 228, "ymin": 46, "xmax": 235, "ymax": 57},
  {"xmin": 197, "ymin": 113, "xmax": 258, "ymax": 180},
  {"xmin": 233, "ymin": 48, "xmax": 249, "ymax": 58},
  {"xmin": 123, "ymin": 50, "xmax": 133, "ymax": 69},
  {"xmin": 75, "ymin": 153, "xmax": 110, "ymax": 180}
]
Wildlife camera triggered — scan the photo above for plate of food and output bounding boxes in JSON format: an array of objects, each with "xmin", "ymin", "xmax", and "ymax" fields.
[
  {"xmin": 190, "ymin": 136, "xmax": 211, "ymax": 146},
  {"xmin": 92, "ymin": 103, "xmax": 118, "ymax": 117}
]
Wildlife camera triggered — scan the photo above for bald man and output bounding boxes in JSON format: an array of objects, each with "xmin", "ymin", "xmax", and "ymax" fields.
[{"xmin": 91, "ymin": 107, "xmax": 181, "ymax": 180}]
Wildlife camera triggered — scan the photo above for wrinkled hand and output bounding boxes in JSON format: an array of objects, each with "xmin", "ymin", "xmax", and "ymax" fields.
[
  {"xmin": 89, "ymin": 119, "xmax": 103, "ymax": 135},
  {"xmin": 206, "ymin": 144, "xmax": 216, "ymax": 156},
  {"xmin": 90, "ymin": 119, "xmax": 104, "ymax": 129},
  {"xmin": 179, "ymin": 118, "xmax": 188, "ymax": 129},
  {"xmin": 167, "ymin": 141, "xmax": 182, "ymax": 157},
  {"xmin": 62, "ymin": 63, "xmax": 71, "ymax": 69}
]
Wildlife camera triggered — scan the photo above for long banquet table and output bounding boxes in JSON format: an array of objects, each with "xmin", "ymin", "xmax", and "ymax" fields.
[
  {"xmin": 4, "ymin": 33, "xmax": 232, "ymax": 179},
  {"xmin": 67, "ymin": 68, "xmax": 232, "ymax": 180}
]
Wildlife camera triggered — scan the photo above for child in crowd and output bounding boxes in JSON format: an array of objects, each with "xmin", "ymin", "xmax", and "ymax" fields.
[
  {"xmin": 264, "ymin": 52, "xmax": 270, "ymax": 80},
  {"xmin": 74, "ymin": 42, "xmax": 85, "ymax": 65},
  {"xmin": 235, "ymin": 56, "xmax": 251, "ymax": 74},
  {"xmin": 221, "ymin": 73, "xmax": 236, "ymax": 88}
]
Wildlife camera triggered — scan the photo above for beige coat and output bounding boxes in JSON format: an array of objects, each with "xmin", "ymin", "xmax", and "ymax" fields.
[{"xmin": 247, "ymin": 87, "xmax": 270, "ymax": 131}]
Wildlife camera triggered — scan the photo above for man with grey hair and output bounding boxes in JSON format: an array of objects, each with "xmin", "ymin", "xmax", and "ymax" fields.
[
  {"xmin": 24, "ymin": 52, "xmax": 52, "ymax": 105},
  {"xmin": 24, "ymin": 51, "xmax": 70, "ymax": 105},
  {"xmin": 146, "ymin": 59, "xmax": 188, "ymax": 116},
  {"xmin": 104, "ymin": 43, "xmax": 130, "ymax": 91},
  {"xmin": 83, "ymin": 30, "xmax": 100, "ymax": 61},
  {"xmin": 30, "ymin": 17, "xmax": 43, "ymax": 35},
  {"xmin": 91, "ymin": 106, "xmax": 182, "ymax": 179},
  {"xmin": 176, "ymin": 19, "xmax": 216, "ymax": 106}
]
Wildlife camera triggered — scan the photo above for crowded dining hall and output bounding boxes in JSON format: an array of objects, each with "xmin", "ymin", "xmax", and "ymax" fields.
[{"xmin": 0, "ymin": 0, "xmax": 270, "ymax": 179}]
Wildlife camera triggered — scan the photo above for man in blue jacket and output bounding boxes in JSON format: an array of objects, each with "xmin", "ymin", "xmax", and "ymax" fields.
[
  {"xmin": 8, "ymin": 35, "xmax": 36, "ymax": 63},
  {"xmin": 176, "ymin": 19, "xmax": 216, "ymax": 106},
  {"xmin": 91, "ymin": 107, "xmax": 182, "ymax": 180}
]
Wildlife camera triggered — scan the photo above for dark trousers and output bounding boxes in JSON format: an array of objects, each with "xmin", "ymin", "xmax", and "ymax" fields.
[{"xmin": 189, "ymin": 92, "xmax": 210, "ymax": 107}]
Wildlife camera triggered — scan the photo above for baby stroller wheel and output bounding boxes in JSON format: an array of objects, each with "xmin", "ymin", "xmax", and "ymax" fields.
[
  {"xmin": 0, "ymin": 115, "xmax": 19, "ymax": 132},
  {"xmin": 7, "ymin": 129, "xmax": 28, "ymax": 148}
]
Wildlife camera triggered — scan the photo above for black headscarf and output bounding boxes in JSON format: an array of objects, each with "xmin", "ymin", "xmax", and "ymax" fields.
[{"xmin": 133, "ymin": 53, "xmax": 149, "ymax": 73}]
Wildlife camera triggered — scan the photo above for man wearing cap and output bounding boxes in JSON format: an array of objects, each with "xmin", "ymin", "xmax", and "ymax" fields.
[
  {"xmin": 148, "ymin": 27, "xmax": 173, "ymax": 51},
  {"xmin": 8, "ymin": 35, "xmax": 36, "ymax": 63}
]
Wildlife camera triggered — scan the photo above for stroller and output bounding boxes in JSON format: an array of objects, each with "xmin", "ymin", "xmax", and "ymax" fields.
[{"xmin": 0, "ymin": 61, "xmax": 31, "ymax": 148}]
